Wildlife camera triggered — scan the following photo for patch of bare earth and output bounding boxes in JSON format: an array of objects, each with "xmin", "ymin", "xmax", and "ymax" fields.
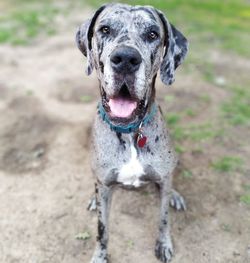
[{"xmin": 0, "ymin": 5, "xmax": 249, "ymax": 263}]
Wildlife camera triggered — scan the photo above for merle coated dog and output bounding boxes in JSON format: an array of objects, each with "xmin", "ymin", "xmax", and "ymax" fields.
[{"xmin": 76, "ymin": 3, "xmax": 188, "ymax": 263}]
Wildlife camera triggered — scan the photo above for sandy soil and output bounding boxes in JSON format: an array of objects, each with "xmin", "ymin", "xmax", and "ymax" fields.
[{"xmin": 0, "ymin": 5, "xmax": 249, "ymax": 263}]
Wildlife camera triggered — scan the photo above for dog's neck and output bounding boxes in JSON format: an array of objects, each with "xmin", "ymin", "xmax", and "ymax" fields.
[{"xmin": 97, "ymin": 102, "xmax": 157, "ymax": 134}]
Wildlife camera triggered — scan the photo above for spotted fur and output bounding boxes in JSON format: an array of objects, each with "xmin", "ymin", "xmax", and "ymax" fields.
[
  {"xmin": 76, "ymin": 4, "xmax": 188, "ymax": 263},
  {"xmin": 76, "ymin": 3, "xmax": 188, "ymax": 92}
]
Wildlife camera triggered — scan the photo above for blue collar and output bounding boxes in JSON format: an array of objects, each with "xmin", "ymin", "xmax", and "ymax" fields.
[{"xmin": 98, "ymin": 102, "xmax": 157, "ymax": 134}]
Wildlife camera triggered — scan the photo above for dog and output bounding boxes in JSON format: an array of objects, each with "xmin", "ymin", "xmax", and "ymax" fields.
[{"xmin": 76, "ymin": 3, "xmax": 188, "ymax": 263}]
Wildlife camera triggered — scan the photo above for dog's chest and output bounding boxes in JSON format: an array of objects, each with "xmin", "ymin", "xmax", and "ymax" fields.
[{"xmin": 117, "ymin": 144, "xmax": 145, "ymax": 187}]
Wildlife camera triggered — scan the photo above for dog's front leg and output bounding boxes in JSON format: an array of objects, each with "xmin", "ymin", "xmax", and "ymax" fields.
[
  {"xmin": 91, "ymin": 183, "xmax": 113, "ymax": 263},
  {"xmin": 155, "ymin": 179, "xmax": 173, "ymax": 263}
]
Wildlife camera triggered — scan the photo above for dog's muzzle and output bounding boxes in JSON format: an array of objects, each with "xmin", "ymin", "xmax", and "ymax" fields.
[
  {"xmin": 101, "ymin": 46, "xmax": 143, "ymax": 120},
  {"xmin": 110, "ymin": 46, "xmax": 142, "ymax": 74}
]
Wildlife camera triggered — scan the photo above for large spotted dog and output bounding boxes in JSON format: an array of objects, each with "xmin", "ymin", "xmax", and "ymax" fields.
[{"xmin": 76, "ymin": 3, "xmax": 188, "ymax": 263}]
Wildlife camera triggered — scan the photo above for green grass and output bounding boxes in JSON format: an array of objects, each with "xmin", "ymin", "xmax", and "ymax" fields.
[
  {"xmin": 222, "ymin": 86, "xmax": 250, "ymax": 126},
  {"xmin": 2, "ymin": 0, "xmax": 249, "ymax": 56},
  {"xmin": 188, "ymin": 124, "xmax": 223, "ymax": 141},
  {"xmin": 80, "ymin": 95, "xmax": 93, "ymax": 103},
  {"xmin": 241, "ymin": 185, "xmax": 250, "ymax": 205},
  {"xmin": 165, "ymin": 113, "xmax": 181, "ymax": 127},
  {"xmin": 175, "ymin": 144, "xmax": 185, "ymax": 154},
  {"xmin": 212, "ymin": 156, "xmax": 243, "ymax": 172},
  {"xmin": 164, "ymin": 95, "xmax": 175, "ymax": 103},
  {"xmin": 75, "ymin": 231, "xmax": 91, "ymax": 240},
  {"xmin": 171, "ymin": 123, "xmax": 223, "ymax": 142},
  {"xmin": 87, "ymin": 0, "xmax": 250, "ymax": 57},
  {"xmin": 181, "ymin": 169, "xmax": 193, "ymax": 178},
  {"xmin": 201, "ymin": 63, "xmax": 216, "ymax": 84},
  {"xmin": 240, "ymin": 195, "xmax": 250, "ymax": 205},
  {"xmin": 197, "ymin": 63, "xmax": 226, "ymax": 87},
  {"xmin": 127, "ymin": 240, "xmax": 135, "ymax": 248},
  {"xmin": 185, "ymin": 109, "xmax": 196, "ymax": 117},
  {"xmin": 172, "ymin": 126, "xmax": 185, "ymax": 141},
  {"xmin": 0, "ymin": 3, "xmax": 59, "ymax": 45}
]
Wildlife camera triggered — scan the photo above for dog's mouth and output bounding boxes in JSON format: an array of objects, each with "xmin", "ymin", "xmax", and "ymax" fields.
[
  {"xmin": 108, "ymin": 84, "xmax": 137, "ymax": 118},
  {"xmin": 109, "ymin": 97, "xmax": 137, "ymax": 118},
  {"xmin": 102, "ymin": 83, "xmax": 145, "ymax": 123}
]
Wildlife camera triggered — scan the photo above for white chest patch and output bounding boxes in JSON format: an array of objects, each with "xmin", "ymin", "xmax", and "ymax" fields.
[{"xmin": 118, "ymin": 145, "xmax": 144, "ymax": 187}]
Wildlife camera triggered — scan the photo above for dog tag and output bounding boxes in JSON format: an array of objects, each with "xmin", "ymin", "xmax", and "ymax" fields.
[{"xmin": 137, "ymin": 133, "xmax": 147, "ymax": 148}]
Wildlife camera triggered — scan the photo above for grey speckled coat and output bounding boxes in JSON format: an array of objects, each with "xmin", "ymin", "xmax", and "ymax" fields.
[
  {"xmin": 91, "ymin": 108, "xmax": 177, "ymax": 186},
  {"xmin": 76, "ymin": 3, "xmax": 188, "ymax": 263}
]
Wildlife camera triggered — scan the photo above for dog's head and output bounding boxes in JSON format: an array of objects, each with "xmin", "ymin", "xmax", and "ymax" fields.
[{"xmin": 76, "ymin": 4, "xmax": 188, "ymax": 124}]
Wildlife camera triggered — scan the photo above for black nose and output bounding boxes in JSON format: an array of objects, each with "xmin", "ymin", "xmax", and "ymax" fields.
[{"xmin": 110, "ymin": 46, "xmax": 142, "ymax": 74}]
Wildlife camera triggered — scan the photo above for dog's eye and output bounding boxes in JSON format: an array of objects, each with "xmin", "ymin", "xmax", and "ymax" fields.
[
  {"xmin": 100, "ymin": 26, "xmax": 110, "ymax": 35},
  {"xmin": 148, "ymin": 31, "xmax": 158, "ymax": 40}
]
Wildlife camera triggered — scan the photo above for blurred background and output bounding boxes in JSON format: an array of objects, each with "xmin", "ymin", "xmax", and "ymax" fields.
[{"xmin": 0, "ymin": 0, "xmax": 249, "ymax": 262}]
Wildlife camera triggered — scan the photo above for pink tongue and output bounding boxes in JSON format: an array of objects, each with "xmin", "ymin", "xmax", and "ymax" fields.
[{"xmin": 109, "ymin": 98, "xmax": 137, "ymax": 118}]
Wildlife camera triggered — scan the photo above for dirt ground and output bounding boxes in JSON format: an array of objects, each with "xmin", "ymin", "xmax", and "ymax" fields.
[{"xmin": 0, "ymin": 4, "xmax": 250, "ymax": 263}]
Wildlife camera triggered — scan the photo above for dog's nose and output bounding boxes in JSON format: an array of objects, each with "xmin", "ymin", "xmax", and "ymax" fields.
[{"xmin": 110, "ymin": 46, "xmax": 142, "ymax": 74}]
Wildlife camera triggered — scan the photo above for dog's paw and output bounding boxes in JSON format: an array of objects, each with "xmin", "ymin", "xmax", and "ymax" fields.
[
  {"xmin": 155, "ymin": 238, "xmax": 173, "ymax": 263},
  {"xmin": 170, "ymin": 189, "xmax": 186, "ymax": 211},
  {"xmin": 87, "ymin": 196, "xmax": 97, "ymax": 211}
]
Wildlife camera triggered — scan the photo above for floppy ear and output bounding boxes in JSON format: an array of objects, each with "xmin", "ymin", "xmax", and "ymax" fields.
[
  {"xmin": 75, "ymin": 5, "xmax": 107, "ymax": 75},
  {"xmin": 157, "ymin": 11, "xmax": 188, "ymax": 85},
  {"xmin": 76, "ymin": 19, "xmax": 90, "ymax": 57}
]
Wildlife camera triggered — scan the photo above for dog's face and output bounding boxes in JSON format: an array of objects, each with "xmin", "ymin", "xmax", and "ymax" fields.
[{"xmin": 76, "ymin": 4, "xmax": 188, "ymax": 124}]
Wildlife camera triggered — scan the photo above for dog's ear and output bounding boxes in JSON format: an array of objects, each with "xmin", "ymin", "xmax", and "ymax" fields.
[
  {"xmin": 76, "ymin": 5, "xmax": 107, "ymax": 75},
  {"xmin": 76, "ymin": 19, "xmax": 90, "ymax": 57},
  {"xmin": 157, "ymin": 10, "xmax": 188, "ymax": 85}
]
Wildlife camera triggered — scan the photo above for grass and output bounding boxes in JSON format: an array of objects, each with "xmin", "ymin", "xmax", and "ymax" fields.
[
  {"xmin": 187, "ymin": 124, "xmax": 223, "ymax": 141},
  {"xmin": 87, "ymin": 0, "xmax": 250, "ymax": 57},
  {"xmin": 185, "ymin": 109, "xmax": 196, "ymax": 117},
  {"xmin": 2, "ymin": 0, "xmax": 249, "ymax": 58},
  {"xmin": 80, "ymin": 95, "xmax": 93, "ymax": 103},
  {"xmin": 127, "ymin": 240, "xmax": 135, "ymax": 248},
  {"xmin": 222, "ymin": 86, "xmax": 250, "ymax": 126},
  {"xmin": 164, "ymin": 95, "xmax": 175, "ymax": 103},
  {"xmin": 241, "ymin": 185, "xmax": 250, "ymax": 205},
  {"xmin": 175, "ymin": 144, "xmax": 186, "ymax": 154},
  {"xmin": 0, "ymin": 2, "xmax": 59, "ymax": 45},
  {"xmin": 172, "ymin": 126, "xmax": 185, "ymax": 141},
  {"xmin": 181, "ymin": 169, "xmax": 193, "ymax": 178},
  {"xmin": 165, "ymin": 113, "xmax": 181, "ymax": 127},
  {"xmin": 240, "ymin": 195, "xmax": 250, "ymax": 205},
  {"xmin": 196, "ymin": 62, "xmax": 226, "ymax": 87},
  {"xmin": 201, "ymin": 63, "xmax": 216, "ymax": 84},
  {"xmin": 212, "ymin": 156, "xmax": 243, "ymax": 172},
  {"xmin": 171, "ymin": 123, "xmax": 223, "ymax": 142},
  {"xmin": 165, "ymin": 114, "xmax": 223, "ymax": 142},
  {"xmin": 2, "ymin": 0, "xmax": 249, "ymax": 56},
  {"xmin": 75, "ymin": 231, "xmax": 91, "ymax": 240},
  {"xmin": 166, "ymin": 86, "xmax": 249, "ymax": 147}
]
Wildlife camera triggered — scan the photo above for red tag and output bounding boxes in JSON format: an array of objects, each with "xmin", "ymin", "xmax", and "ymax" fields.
[{"xmin": 137, "ymin": 134, "xmax": 147, "ymax": 148}]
